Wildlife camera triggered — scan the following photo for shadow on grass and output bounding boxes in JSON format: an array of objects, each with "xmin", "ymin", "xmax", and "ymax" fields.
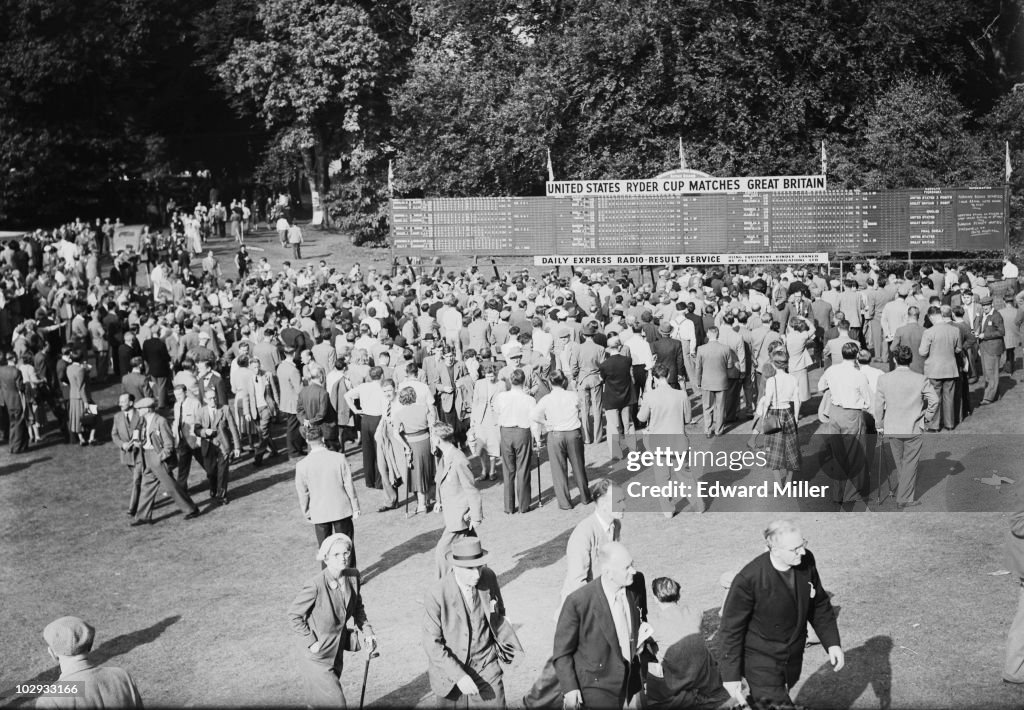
[
  {"xmin": 370, "ymin": 669, "xmax": 430, "ymax": 708},
  {"xmin": 0, "ymin": 615, "xmax": 182, "ymax": 706},
  {"xmin": 228, "ymin": 469, "xmax": 295, "ymax": 503},
  {"xmin": 0, "ymin": 456, "xmax": 51, "ymax": 477},
  {"xmin": 795, "ymin": 635, "xmax": 892, "ymax": 709},
  {"xmin": 361, "ymin": 528, "xmax": 441, "ymax": 585},
  {"xmin": 498, "ymin": 527, "xmax": 573, "ymax": 589}
]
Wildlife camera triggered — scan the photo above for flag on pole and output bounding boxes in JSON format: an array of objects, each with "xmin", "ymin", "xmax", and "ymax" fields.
[
  {"xmin": 679, "ymin": 138, "xmax": 687, "ymax": 170},
  {"xmin": 1007, "ymin": 141, "xmax": 1013, "ymax": 183},
  {"xmin": 546, "ymin": 149, "xmax": 555, "ymax": 182},
  {"xmin": 387, "ymin": 160, "xmax": 394, "ymax": 195},
  {"xmin": 820, "ymin": 139, "xmax": 828, "ymax": 176}
]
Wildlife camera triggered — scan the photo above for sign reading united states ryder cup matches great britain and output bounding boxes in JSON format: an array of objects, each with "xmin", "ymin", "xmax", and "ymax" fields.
[{"xmin": 389, "ymin": 176, "xmax": 1006, "ymax": 256}]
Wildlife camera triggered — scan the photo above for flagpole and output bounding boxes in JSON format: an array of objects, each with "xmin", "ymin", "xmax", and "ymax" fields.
[
  {"xmin": 678, "ymin": 138, "xmax": 687, "ymax": 170},
  {"xmin": 546, "ymin": 149, "xmax": 555, "ymax": 182},
  {"xmin": 1005, "ymin": 141, "xmax": 1012, "ymax": 261}
]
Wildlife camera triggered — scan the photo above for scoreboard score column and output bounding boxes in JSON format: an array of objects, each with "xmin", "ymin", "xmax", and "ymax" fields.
[{"xmin": 389, "ymin": 187, "xmax": 1006, "ymax": 256}]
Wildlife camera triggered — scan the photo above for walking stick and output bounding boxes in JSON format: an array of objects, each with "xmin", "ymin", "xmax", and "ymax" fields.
[
  {"xmin": 359, "ymin": 648, "xmax": 379, "ymax": 710},
  {"xmin": 874, "ymin": 435, "xmax": 893, "ymax": 506},
  {"xmin": 534, "ymin": 444, "xmax": 544, "ymax": 509}
]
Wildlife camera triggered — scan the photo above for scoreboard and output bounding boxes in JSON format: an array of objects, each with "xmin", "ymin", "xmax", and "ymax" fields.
[{"xmin": 389, "ymin": 188, "xmax": 1006, "ymax": 255}]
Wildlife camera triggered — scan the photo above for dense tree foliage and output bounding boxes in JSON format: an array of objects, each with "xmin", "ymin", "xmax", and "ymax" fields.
[{"xmin": 0, "ymin": 0, "xmax": 1021, "ymax": 240}]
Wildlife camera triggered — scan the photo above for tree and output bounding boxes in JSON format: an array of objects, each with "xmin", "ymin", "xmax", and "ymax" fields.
[{"xmin": 218, "ymin": 0, "xmax": 385, "ymax": 228}]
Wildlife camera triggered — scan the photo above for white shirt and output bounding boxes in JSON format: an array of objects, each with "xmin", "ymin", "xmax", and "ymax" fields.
[
  {"xmin": 859, "ymin": 363, "xmax": 884, "ymax": 404},
  {"xmin": 600, "ymin": 575, "xmax": 631, "ymax": 662},
  {"xmin": 625, "ymin": 334, "xmax": 654, "ymax": 369},
  {"xmin": 494, "ymin": 388, "xmax": 536, "ymax": 428},
  {"xmin": 818, "ymin": 361, "xmax": 871, "ymax": 410},
  {"xmin": 398, "ymin": 378, "xmax": 432, "ymax": 407},
  {"xmin": 530, "ymin": 388, "xmax": 581, "ymax": 431},
  {"xmin": 1005, "ymin": 262, "xmax": 1020, "ymax": 279},
  {"xmin": 532, "ymin": 329, "xmax": 553, "ymax": 357}
]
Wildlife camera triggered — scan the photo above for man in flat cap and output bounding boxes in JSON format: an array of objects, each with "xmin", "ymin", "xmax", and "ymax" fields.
[
  {"xmin": 423, "ymin": 537, "xmax": 522, "ymax": 708},
  {"xmin": 131, "ymin": 397, "xmax": 201, "ymax": 525},
  {"xmin": 977, "ymin": 295, "xmax": 1005, "ymax": 405},
  {"xmin": 288, "ymin": 533, "xmax": 376, "ymax": 708},
  {"xmin": 38, "ymin": 616, "xmax": 143, "ymax": 708}
]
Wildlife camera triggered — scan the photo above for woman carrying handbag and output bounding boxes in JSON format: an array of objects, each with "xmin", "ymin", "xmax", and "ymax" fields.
[{"xmin": 755, "ymin": 350, "xmax": 802, "ymax": 486}]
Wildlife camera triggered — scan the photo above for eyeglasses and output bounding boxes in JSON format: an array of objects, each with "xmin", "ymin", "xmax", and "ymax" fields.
[{"xmin": 779, "ymin": 539, "xmax": 809, "ymax": 554}]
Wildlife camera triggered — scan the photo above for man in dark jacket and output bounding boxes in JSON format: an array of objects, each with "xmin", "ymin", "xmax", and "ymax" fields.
[
  {"xmin": 142, "ymin": 328, "xmax": 172, "ymax": 409},
  {"xmin": 718, "ymin": 520, "xmax": 843, "ymax": 706}
]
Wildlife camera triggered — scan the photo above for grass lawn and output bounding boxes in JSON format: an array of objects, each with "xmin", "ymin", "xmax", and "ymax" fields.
[{"xmin": 2, "ymin": 227, "xmax": 1022, "ymax": 708}]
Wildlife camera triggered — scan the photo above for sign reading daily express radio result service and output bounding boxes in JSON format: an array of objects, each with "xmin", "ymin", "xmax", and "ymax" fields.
[{"xmin": 390, "ymin": 183, "xmax": 1006, "ymax": 256}]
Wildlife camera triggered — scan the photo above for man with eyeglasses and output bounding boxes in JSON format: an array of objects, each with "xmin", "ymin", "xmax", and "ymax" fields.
[{"xmin": 718, "ymin": 519, "xmax": 844, "ymax": 706}]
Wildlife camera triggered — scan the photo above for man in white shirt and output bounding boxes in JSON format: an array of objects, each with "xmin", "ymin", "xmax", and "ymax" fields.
[
  {"xmin": 493, "ymin": 369, "xmax": 539, "ymax": 514},
  {"xmin": 818, "ymin": 342, "xmax": 872, "ymax": 509},
  {"xmin": 343, "ymin": 367, "xmax": 387, "ymax": 495},
  {"xmin": 530, "ymin": 371, "xmax": 591, "ymax": 510}
]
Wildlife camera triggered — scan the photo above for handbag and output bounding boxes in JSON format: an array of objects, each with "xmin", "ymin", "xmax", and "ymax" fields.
[{"xmin": 760, "ymin": 376, "xmax": 784, "ymax": 435}]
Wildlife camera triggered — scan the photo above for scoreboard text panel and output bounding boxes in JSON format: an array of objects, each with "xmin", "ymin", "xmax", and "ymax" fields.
[{"xmin": 389, "ymin": 188, "xmax": 1006, "ymax": 255}]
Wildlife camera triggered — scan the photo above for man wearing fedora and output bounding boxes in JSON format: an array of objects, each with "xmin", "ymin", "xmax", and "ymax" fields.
[
  {"xmin": 423, "ymin": 537, "xmax": 523, "ymax": 708},
  {"xmin": 288, "ymin": 533, "xmax": 376, "ymax": 708},
  {"xmin": 37, "ymin": 616, "xmax": 143, "ymax": 708}
]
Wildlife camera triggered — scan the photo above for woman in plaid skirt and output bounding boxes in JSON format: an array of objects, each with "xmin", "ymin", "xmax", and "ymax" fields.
[{"xmin": 756, "ymin": 350, "xmax": 802, "ymax": 485}]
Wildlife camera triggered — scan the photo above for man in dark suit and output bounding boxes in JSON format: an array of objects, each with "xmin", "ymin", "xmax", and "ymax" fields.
[
  {"xmin": 651, "ymin": 322, "xmax": 685, "ymax": 389},
  {"xmin": 694, "ymin": 326, "xmax": 736, "ymax": 437},
  {"xmin": 875, "ymin": 346, "xmax": 939, "ymax": 509},
  {"xmin": 553, "ymin": 542, "xmax": 652, "ymax": 710},
  {"xmin": 142, "ymin": 328, "xmax": 173, "ymax": 409},
  {"xmin": 423, "ymin": 538, "xmax": 522, "ymax": 708},
  {"xmin": 117, "ymin": 330, "xmax": 143, "ymax": 379},
  {"xmin": 297, "ymin": 365, "xmax": 338, "ymax": 450},
  {"xmin": 719, "ymin": 520, "xmax": 843, "ymax": 706},
  {"xmin": 0, "ymin": 352, "xmax": 27, "ymax": 453},
  {"xmin": 121, "ymin": 356, "xmax": 153, "ymax": 402},
  {"xmin": 977, "ymin": 295, "xmax": 1006, "ymax": 405}
]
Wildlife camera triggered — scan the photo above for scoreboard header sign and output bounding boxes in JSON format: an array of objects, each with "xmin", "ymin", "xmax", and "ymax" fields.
[
  {"xmin": 533, "ymin": 253, "xmax": 830, "ymax": 267},
  {"xmin": 390, "ymin": 187, "xmax": 1007, "ymax": 256},
  {"xmin": 545, "ymin": 175, "xmax": 827, "ymax": 197}
]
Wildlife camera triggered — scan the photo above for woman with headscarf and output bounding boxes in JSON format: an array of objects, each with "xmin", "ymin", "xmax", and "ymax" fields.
[{"xmin": 287, "ymin": 533, "xmax": 376, "ymax": 709}]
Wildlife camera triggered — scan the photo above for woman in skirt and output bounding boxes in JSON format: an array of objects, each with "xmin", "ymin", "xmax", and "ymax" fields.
[
  {"xmin": 756, "ymin": 350, "xmax": 802, "ymax": 485},
  {"xmin": 65, "ymin": 350, "xmax": 94, "ymax": 446},
  {"xmin": 468, "ymin": 365, "xmax": 505, "ymax": 481},
  {"xmin": 786, "ymin": 316, "xmax": 816, "ymax": 417},
  {"xmin": 395, "ymin": 385, "xmax": 436, "ymax": 514}
]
